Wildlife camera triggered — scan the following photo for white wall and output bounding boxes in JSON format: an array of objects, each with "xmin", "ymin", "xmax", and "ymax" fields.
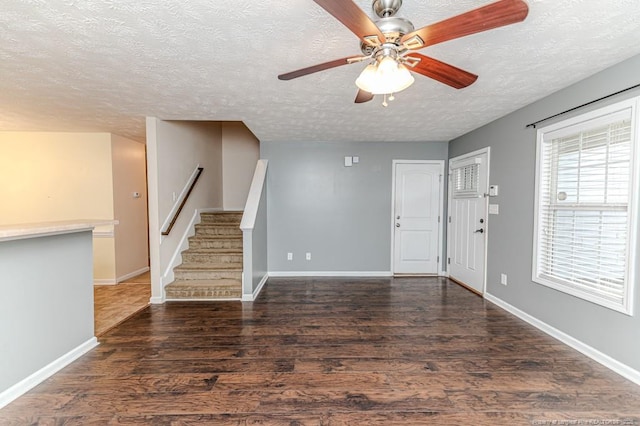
[
  {"xmin": 222, "ymin": 122, "xmax": 260, "ymax": 210},
  {"xmin": 111, "ymin": 134, "xmax": 149, "ymax": 281},
  {"xmin": 0, "ymin": 131, "xmax": 116, "ymax": 281},
  {"xmin": 146, "ymin": 119, "xmax": 223, "ymax": 302},
  {"xmin": 240, "ymin": 160, "xmax": 269, "ymax": 299}
]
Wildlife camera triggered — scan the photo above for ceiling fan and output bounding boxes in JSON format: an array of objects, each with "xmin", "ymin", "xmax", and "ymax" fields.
[{"xmin": 278, "ymin": 0, "xmax": 529, "ymax": 105}]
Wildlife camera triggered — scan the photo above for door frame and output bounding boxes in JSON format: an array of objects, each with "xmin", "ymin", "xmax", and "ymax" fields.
[
  {"xmin": 390, "ymin": 160, "xmax": 445, "ymax": 275},
  {"xmin": 446, "ymin": 147, "xmax": 491, "ymax": 294}
]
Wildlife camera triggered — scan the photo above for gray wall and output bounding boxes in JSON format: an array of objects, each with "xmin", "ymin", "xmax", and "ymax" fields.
[
  {"xmin": 262, "ymin": 141, "xmax": 448, "ymax": 273},
  {"xmin": 449, "ymin": 54, "xmax": 640, "ymax": 371},
  {"xmin": 0, "ymin": 231, "xmax": 94, "ymax": 394}
]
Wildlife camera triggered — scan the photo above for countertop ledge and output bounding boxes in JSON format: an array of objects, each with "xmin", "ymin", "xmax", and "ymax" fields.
[{"xmin": 0, "ymin": 220, "xmax": 118, "ymax": 242}]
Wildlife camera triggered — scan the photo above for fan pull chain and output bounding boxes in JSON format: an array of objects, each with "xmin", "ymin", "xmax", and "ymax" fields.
[{"xmin": 382, "ymin": 93, "xmax": 396, "ymax": 107}]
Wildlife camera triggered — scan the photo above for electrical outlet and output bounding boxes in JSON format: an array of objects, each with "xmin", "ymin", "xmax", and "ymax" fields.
[
  {"xmin": 172, "ymin": 192, "xmax": 177, "ymax": 202},
  {"xmin": 287, "ymin": 252, "xmax": 293, "ymax": 261},
  {"xmin": 306, "ymin": 252, "xmax": 311, "ymax": 261},
  {"xmin": 501, "ymin": 273, "xmax": 508, "ymax": 286}
]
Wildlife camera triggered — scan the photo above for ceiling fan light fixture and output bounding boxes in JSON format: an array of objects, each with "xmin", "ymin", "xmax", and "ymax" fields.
[
  {"xmin": 355, "ymin": 56, "xmax": 414, "ymax": 95},
  {"xmin": 387, "ymin": 63, "xmax": 414, "ymax": 93},
  {"xmin": 377, "ymin": 55, "xmax": 398, "ymax": 76},
  {"xmin": 355, "ymin": 64, "xmax": 379, "ymax": 93}
]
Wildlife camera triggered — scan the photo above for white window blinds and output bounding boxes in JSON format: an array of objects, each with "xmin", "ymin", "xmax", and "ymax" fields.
[
  {"xmin": 452, "ymin": 162, "xmax": 480, "ymax": 198},
  {"xmin": 533, "ymin": 100, "xmax": 637, "ymax": 314}
]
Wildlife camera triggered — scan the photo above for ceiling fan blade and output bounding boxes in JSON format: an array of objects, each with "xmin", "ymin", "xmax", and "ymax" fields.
[
  {"xmin": 312, "ymin": 0, "xmax": 386, "ymax": 44},
  {"xmin": 278, "ymin": 56, "xmax": 364, "ymax": 81},
  {"xmin": 355, "ymin": 89, "xmax": 374, "ymax": 103},
  {"xmin": 406, "ymin": 53, "xmax": 478, "ymax": 89},
  {"xmin": 401, "ymin": 0, "xmax": 529, "ymax": 49}
]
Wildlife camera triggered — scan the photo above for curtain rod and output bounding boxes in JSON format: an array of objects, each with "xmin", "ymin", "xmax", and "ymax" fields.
[{"xmin": 525, "ymin": 83, "xmax": 640, "ymax": 129}]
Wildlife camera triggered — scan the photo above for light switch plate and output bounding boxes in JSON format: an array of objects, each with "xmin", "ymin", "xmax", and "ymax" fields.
[
  {"xmin": 344, "ymin": 156, "xmax": 353, "ymax": 167},
  {"xmin": 489, "ymin": 204, "xmax": 499, "ymax": 215}
]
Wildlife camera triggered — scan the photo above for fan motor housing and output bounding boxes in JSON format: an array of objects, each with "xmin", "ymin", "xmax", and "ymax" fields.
[
  {"xmin": 372, "ymin": 0, "xmax": 403, "ymax": 18},
  {"xmin": 360, "ymin": 16, "xmax": 415, "ymax": 54}
]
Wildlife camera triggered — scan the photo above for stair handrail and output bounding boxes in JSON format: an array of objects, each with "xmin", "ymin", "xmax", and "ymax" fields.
[{"xmin": 161, "ymin": 167, "xmax": 204, "ymax": 236}]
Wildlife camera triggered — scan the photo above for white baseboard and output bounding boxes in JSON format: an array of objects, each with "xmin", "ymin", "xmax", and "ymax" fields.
[
  {"xmin": 485, "ymin": 292, "xmax": 640, "ymax": 386},
  {"xmin": 268, "ymin": 271, "xmax": 393, "ymax": 277},
  {"xmin": 165, "ymin": 297, "xmax": 241, "ymax": 302},
  {"xmin": 440, "ymin": 270, "xmax": 449, "ymax": 277},
  {"xmin": 149, "ymin": 296, "xmax": 165, "ymax": 304},
  {"xmin": 161, "ymin": 208, "xmax": 226, "ymax": 287},
  {"xmin": 94, "ymin": 278, "xmax": 117, "ymax": 286},
  {"xmin": 117, "ymin": 266, "xmax": 150, "ymax": 283},
  {"xmin": 95, "ymin": 266, "xmax": 149, "ymax": 286},
  {"xmin": 162, "ymin": 211, "xmax": 198, "ymax": 286},
  {"xmin": 243, "ymin": 273, "xmax": 269, "ymax": 302},
  {"xmin": 0, "ymin": 337, "xmax": 98, "ymax": 409}
]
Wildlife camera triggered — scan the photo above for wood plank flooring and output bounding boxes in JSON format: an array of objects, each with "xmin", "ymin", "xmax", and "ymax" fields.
[
  {"xmin": 2, "ymin": 277, "xmax": 640, "ymax": 425},
  {"xmin": 93, "ymin": 272, "xmax": 151, "ymax": 336}
]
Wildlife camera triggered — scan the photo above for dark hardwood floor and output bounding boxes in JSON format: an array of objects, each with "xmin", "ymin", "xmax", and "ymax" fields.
[{"xmin": 2, "ymin": 277, "xmax": 639, "ymax": 425}]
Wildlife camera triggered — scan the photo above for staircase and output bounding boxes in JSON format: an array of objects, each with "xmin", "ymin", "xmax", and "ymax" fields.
[{"xmin": 165, "ymin": 212, "xmax": 243, "ymax": 300}]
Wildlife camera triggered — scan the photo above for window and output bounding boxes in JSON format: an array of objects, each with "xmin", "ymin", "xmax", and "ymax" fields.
[
  {"xmin": 452, "ymin": 161, "xmax": 480, "ymax": 198},
  {"xmin": 533, "ymin": 98, "xmax": 639, "ymax": 314}
]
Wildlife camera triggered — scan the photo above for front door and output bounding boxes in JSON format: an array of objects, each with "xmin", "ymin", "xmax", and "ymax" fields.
[
  {"xmin": 392, "ymin": 161, "xmax": 443, "ymax": 274},
  {"xmin": 447, "ymin": 148, "xmax": 490, "ymax": 294}
]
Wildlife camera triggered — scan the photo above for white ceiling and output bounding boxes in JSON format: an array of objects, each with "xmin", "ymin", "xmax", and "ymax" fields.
[{"xmin": 1, "ymin": 0, "xmax": 640, "ymax": 143}]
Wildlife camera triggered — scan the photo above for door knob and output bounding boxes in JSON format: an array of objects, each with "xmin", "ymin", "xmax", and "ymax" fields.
[
  {"xmin": 474, "ymin": 228, "xmax": 484, "ymax": 233},
  {"xmin": 396, "ymin": 223, "xmax": 401, "ymax": 228}
]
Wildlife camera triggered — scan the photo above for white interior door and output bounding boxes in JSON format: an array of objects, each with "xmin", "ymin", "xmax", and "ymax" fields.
[
  {"xmin": 392, "ymin": 162, "xmax": 442, "ymax": 274},
  {"xmin": 447, "ymin": 149, "xmax": 489, "ymax": 294}
]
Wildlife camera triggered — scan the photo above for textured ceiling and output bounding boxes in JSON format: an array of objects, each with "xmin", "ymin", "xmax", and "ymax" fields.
[{"xmin": 1, "ymin": 0, "xmax": 640, "ymax": 143}]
